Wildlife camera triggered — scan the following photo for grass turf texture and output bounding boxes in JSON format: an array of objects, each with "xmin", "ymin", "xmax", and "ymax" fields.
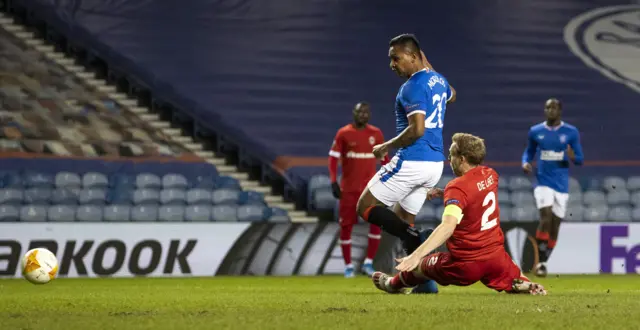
[{"xmin": 1, "ymin": 275, "xmax": 638, "ymax": 330}]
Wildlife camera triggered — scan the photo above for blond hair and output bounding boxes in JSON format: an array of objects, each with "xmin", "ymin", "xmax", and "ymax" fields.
[{"xmin": 451, "ymin": 133, "xmax": 486, "ymax": 166}]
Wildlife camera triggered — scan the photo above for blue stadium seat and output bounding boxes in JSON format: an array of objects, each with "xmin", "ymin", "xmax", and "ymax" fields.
[
  {"xmin": 212, "ymin": 188, "xmax": 240, "ymax": 205},
  {"xmin": 608, "ymin": 206, "xmax": 632, "ymax": 222},
  {"xmin": 23, "ymin": 187, "xmax": 52, "ymax": 204},
  {"xmin": 499, "ymin": 206, "xmax": 512, "ymax": 222},
  {"xmin": 565, "ymin": 205, "xmax": 584, "ymax": 222},
  {"xmin": 160, "ymin": 189, "xmax": 187, "ymax": 205},
  {"xmin": 159, "ymin": 205, "xmax": 185, "ymax": 221},
  {"xmin": 20, "ymin": 205, "xmax": 47, "ymax": 222},
  {"xmin": 55, "ymin": 172, "xmax": 82, "ymax": 188},
  {"xmin": 569, "ymin": 177, "xmax": 582, "ymax": 193},
  {"xmin": 186, "ymin": 189, "xmax": 212, "ymax": 205},
  {"xmin": 627, "ymin": 176, "xmax": 640, "ymax": 192},
  {"xmin": 312, "ymin": 190, "xmax": 336, "ymax": 211},
  {"xmin": 307, "ymin": 174, "xmax": 331, "ymax": 206},
  {"xmin": 162, "ymin": 174, "xmax": 188, "ymax": 190},
  {"xmin": 267, "ymin": 207, "xmax": 290, "ymax": 222},
  {"xmin": 104, "ymin": 205, "xmax": 131, "ymax": 221},
  {"xmin": 76, "ymin": 205, "xmax": 103, "ymax": 222},
  {"xmin": 111, "ymin": 173, "xmax": 136, "ymax": 188},
  {"xmin": 581, "ymin": 177, "xmax": 603, "ymax": 191},
  {"xmin": 83, "ymin": 172, "xmax": 109, "ymax": 189},
  {"xmin": 191, "ymin": 176, "xmax": 216, "ymax": 189},
  {"xmin": 511, "ymin": 206, "xmax": 537, "ymax": 222},
  {"xmin": 508, "ymin": 176, "xmax": 531, "ymax": 191},
  {"xmin": 415, "ymin": 204, "xmax": 435, "ymax": 223},
  {"xmin": 510, "ymin": 191, "xmax": 535, "ymax": 206},
  {"xmin": 583, "ymin": 190, "xmax": 607, "ymax": 206},
  {"xmin": 1, "ymin": 172, "xmax": 22, "ymax": 188},
  {"xmin": 51, "ymin": 188, "xmax": 79, "ymax": 205},
  {"xmin": 632, "ymin": 208, "xmax": 640, "ymax": 222},
  {"xmin": 131, "ymin": 205, "xmax": 159, "ymax": 222},
  {"xmin": 497, "ymin": 189, "xmax": 511, "ymax": 206},
  {"xmin": 109, "ymin": 188, "xmax": 134, "ymax": 205},
  {"xmin": 631, "ymin": 191, "xmax": 640, "ymax": 208},
  {"xmin": 0, "ymin": 188, "xmax": 22, "ymax": 205},
  {"xmin": 79, "ymin": 189, "xmax": 108, "ymax": 205},
  {"xmin": 239, "ymin": 191, "xmax": 265, "ymax": 205},
  {"xmin": 603, "ymin": 176, "xmax": 626, "ymax": 192},
  {"xmin": 23, "ymin": 172, "xmax": 54, "ymax": 188},
  {"xmin": 212, "ymin": 205, "xmax": 238, "ymax": 221},
  {"xmin": 584, "ymin": 205, "xmax": 608, "ymax": 222},
  {"xmin": 136, "ymin": 173, "xmax": 162, "ymax": 189},
  {"xmin": 48, "ymin": 205, "xmax": 75, "ymax": 222},
  {"xmin": 0, "ymin": 205, "xmax": 19, "ymax": 222},
  {"xmin": 133, "ymin": 189, "xmax": 161, "ymax": 205},
  {"xmin": 216, "ymin": 176, "xmax": 241, "ymax": 190},
  {"xmin": 185, "ymin": 205, "xmax": 211, "ymax": 222},
  {"xmin": 237, "ymin": 204, "xmax": 267, "ymax": 222},
  {"xmin": 607, "ymin": 190, "xmax": 631, "ymax": 206}
]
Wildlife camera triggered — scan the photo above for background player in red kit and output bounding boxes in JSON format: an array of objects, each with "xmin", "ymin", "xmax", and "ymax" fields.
[
  {"xmin": 329, "ymin": 102, "xmax": 389, "ymax": 278},
  {"xmin": 372, "ymin": 133, "xmax": 547, "ymax": 295}
]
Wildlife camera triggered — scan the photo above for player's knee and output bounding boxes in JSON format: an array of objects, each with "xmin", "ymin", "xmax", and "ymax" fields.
[
  {"xmin": 539, "ymin": 207, "xmax": 553, "ymax": 222},
  {"xmin": 356, "ymin": 191, "xmax": 374, "ymax": 218}
]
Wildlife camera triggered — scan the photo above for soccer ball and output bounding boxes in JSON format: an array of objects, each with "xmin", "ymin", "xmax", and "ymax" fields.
[{"xmin": 21, "ymin": 248, "xmax": 59, "ymax": 284}]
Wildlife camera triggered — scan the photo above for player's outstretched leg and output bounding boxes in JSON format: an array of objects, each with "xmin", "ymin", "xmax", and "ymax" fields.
[
  {"xmin": 511, "ymin": 277, "xmax": 547, "ymax": 296},
  {"xmin": 372, "ymin": 272, "xmax": 403, "ymax": 294}
]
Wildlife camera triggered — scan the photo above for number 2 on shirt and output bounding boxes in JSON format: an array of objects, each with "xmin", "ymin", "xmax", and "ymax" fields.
[
  {"xmin": 426, "ymin": 92, "xmax": 447, "ymax": 129},
  {"xmin": 481, "ymin": 191, "xmax": 498, "ymax": 231}
]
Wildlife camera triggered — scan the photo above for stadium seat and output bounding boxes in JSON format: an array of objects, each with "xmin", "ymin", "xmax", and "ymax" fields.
[
  {"xmin": 76, "ymin": 205, "xmax": 103, "ymax": 222},
  {"xmin": 569, "ymin": 177, "xmax": 582, "ymax": 193},
  {"xmin": 160, "ymin": 189, "xmax": 187, "ymax": 205},
  {"xmin": 631, "ymin": 191, "xmax": 640, "ymax": 207},
  {"xmin": 0, "ymin": 188, "xmax": 22, "ymax": 205},
  {"xmin": 632, "ymin": 208, "xmax": 640, "ymax": 222},
  {"xmin": 307, "ymin": 175, "xmax": 332, "ymax": 205},
  {"xmin": 239, "ymin": 191, "xmax": 265, "ymax": 205},
  {"xmin": 79, "ymin": 189, "xmax": 108, "ymax": 205},
  {"xmin": 607, "ymin": 190, "xmax": 631, "ymax": 206},
  {"xmin": 1, "ymin": 172, "xmax": 22, "ymax": 188},
  {"xmin": 20, "ymin": 205, "xmax": 47, "ymax": 222},
  {"xmin": 415, "ymin": 204, "xmax": 435, "ymax": 223},
  {"xmin": 212, "ymin": 188, "xmax": 241, "ymax": 205},
  {"xmin": 109, "ymin": 188, "xmax": 134, "ymax": 205},
  {"xmin": 568, "ymin": 192, "xmax": 583, "ymax": 207},
  {"xmin": 581, "ymin": 177, "xmax": 603, "ymax": 191},
  {"xmin": 627, "ymin": 176, "xmax": 640, "ymax": 192},
  {"xmin": 186, "ymin": 189, "xmax": 212, "ymax": 205},
  {"xmin": 83, "ymin": 172, "xmax": 109, "ymax": 189},
  {"xmin": 608, "ymin": 206, "xmax": 632, "ymax": 222},
  {"xmin": 268, "ymin": 207, "xmax": 291, "ymax": 222},
  {"xmin": 133, "ymin": 189, "xmax": 161, "ymax": 205},
  {"xmin": 584, "ymin": 205, "xmax": 608, "ymax": 222},
  {"xmin": 103, "ymin": 205, "xmax": 131, "ymax": 222},
  {"xmin": 565, "ymin": 205, "xmax": 584, "ymax": 222},
  {"xmin": 51, "ymin": 188, "xmax": 79, "ymax": 205},
  {"xmin": 237, "ymin": 204, "xmax": 267, "ymax": 222},
  {"xmin": 23, "ymin": 187, "xmax": 52, "ymax": 204},
  {"xmin": 0, "ymin": 205, "xmax": 19, "ymax": 222},
  {"xmin": 131, "ymin": 205, "xmax": 159, "ymax": 222},
  {"xmin": 497, "ymin": 189, "xmax": 511, "ymax": 206},
  {"xmin": 55, "ymin": 172, "xmax": 82, "ymax": 188},
  {"xmin": 603, "ymin": 176, "xmax": 626, "ymax": 192},
  {"xmin": 23, "ymin": 172, "xmax": 54, "ymax": 188},
  {"xmin": 510, "ymin": 191, "xmax": 535, "ymax": 206},
  {"xmin": 215, "ymin": 176, "xmax": 241, "ymax": 190},
  {"xmin": 508, "ymin": 176, "xmax": 531, "ymax": 191},
  {"xmin": 111, "ymin": 174, "xmax": 136, "ymax": 189},
  {"xmin": 583, "ymin": 191, "xmax": 607, "ymax": 206},
  {"xmin": 185, "ymin": 205, "xmax": 211, "ymax": 222},
  {"xmin": 191, "ymin": 176, "xmax": 217, "ymax": 189},
  {"xmin": 48, "ymin": 205, "xmax": 75, "ymax": 222},
  {"xmin": 136, "ymin": 173, "xmax": 162, "ymax": 189},
  {"xmin": 498, "ymin": 175, "xmax": 508, "ymax": 189},
  {"xmin": 162, "ymin": 174, "xmax": 189, "ymax": 190},
  {"xmin": 511, "ymin": 206, "xmax": 537, "ymax": 222},
  {"xmin": 499, "ymin": 206, "xmax": 512, "ymax": 222},
  {"xmin": 158, "ymin": 205, "xmax": 185, "ymax": 221},
  {"xmin": 212, "ymin": 205, "xmax": 238, "ymax": 221},
  {"xmin": 312, "ymin": 189, "xmax": 336, "ymax": 211}
]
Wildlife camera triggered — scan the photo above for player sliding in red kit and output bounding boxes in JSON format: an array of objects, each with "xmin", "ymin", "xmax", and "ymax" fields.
[
  {"xmin": 329, "ymin": 102, "xmax": 389, "ymax": 277},
  {"xmin": 372, "ymin": 133, "xmax": 547, "ymax": 295}
]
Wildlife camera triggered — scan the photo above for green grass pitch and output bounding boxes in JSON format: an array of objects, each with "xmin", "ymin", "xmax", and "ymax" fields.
[{"xmin": 1, "ymin": 275, "xmax": 639, "ymax": 329}]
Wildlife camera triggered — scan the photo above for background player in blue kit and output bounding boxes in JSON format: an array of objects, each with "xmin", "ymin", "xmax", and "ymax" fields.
[
  {"xmin": 355, "ymin": 34, "xmax": 456, "ymax": 293},
  {"xmin": 522, "ymin": 98, "xmax": 584, "ymax": 277}
]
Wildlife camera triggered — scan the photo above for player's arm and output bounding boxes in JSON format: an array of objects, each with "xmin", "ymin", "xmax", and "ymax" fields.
[
  {"xmin": 376, "ymin": 130, "xmax": 390, "ymax": 165},
  {"xmin": 407, "ymin": 207, "xmax": 459, "ymax": 261},
  {"xmin": 388, "ymin": 83, "xmax": 427, "ymax": 149},
  {"xmin": 421, "ymin": 50, "xmax": 456, "ymax": 103},
  {"xmin": 328, "ymin": 130, "xmax": 344, "ymax": 198},
  {"xmin": 521, "ymin": 128, "xmax": 538, "ymax": 174},
  {"xmin": 567, "ymin": 128, "xmax": 584, "ymax": 165}
]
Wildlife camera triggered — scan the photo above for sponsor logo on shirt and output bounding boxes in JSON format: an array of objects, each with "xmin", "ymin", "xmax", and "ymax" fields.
[{"xmin": 540, "ymin": 150, "xmax": 565, "ymax": 161}]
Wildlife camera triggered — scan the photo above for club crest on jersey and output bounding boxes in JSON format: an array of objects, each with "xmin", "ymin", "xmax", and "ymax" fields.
[
  {"xmin": 564, "ymin": 5, "xmax": 640, "ymax": 94},
  {"xmin": 369, "ymin": 136, "xmax": 375, "ymax": 145},
  {"xmin": 559, "ymin": 134, "xmax": 567, "ymax": 143}
]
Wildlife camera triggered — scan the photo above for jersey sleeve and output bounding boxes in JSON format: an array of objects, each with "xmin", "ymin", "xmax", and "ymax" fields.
[
  {"xmin": 446, "ymin": 81, "xmax": 453, "ymax": 102},
  {"xmin": 399, "ymin": 81, "xmax": 429, "ymax": 117},
  {"xmin": 443, "ymin": 183, "xmax": 468, "ymax": 213},
  {"xmin": 522, "ymin": 127, "xmax": 538, "ymax": 165},
  {"xmin": 569, "ymin": 127, "xmax": 584, "ymax": 165},
  {"xmin": 329, "ymin": 130, "xmax": 344, "ymax": 159}
]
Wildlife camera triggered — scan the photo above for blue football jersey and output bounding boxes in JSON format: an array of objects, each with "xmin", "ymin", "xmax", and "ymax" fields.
[
  {"xmin": 394, "ymin": 69, "xmax": 452, "ymax": 162},
  {"xmin": 522, "ymin": 121, "xmax": 584, "ymax": 193}
]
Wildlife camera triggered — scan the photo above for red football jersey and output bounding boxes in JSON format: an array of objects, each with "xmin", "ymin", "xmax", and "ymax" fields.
[
  {"xmin": 443, "ymin": 166, "xmax": 505, "ymax": 261},
  {"xmin": 329, "ymin": 124, "xmax": 384, "ymax": 193}
]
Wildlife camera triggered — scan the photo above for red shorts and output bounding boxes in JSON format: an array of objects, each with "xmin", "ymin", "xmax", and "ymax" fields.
[
  {"xmin": 421, "ymin": 250, "xmax": 527, "ymax": 292},
  {"xmin": 338, "ymin": 192, "xmax": 360, "ymax": 226}
]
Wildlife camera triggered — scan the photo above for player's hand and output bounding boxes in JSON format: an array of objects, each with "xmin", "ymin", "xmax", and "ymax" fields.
[
  {"xmin": 395, "ymin": 255, "xmax": 421, "ymax": 272},
  {"xmin": 427, "ymin": 188, "xmax": 444, "ymax": 200},
  {"xmin": 331, "ymin": 182, "xmax": 341, "ymax": 199},
  {"xmin": 566, "ymin": 144, "xmax": 575, "ymax": 161},
  {"xmin": 372, "ymin": 143, "xmax": 389, "ymax": 159},
  {"xmin": 522, "ymin": 163, "xmax": 533, "ymax": 175}
]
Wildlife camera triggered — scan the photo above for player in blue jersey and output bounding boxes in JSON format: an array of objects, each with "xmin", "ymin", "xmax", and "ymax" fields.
[
  {"xmin": 356, "ymin": 33, "xmax": 456, "ymax": 293},
  {"xmin": 522, "ymin": 98, "xmax": 584, "ymax": 277}
]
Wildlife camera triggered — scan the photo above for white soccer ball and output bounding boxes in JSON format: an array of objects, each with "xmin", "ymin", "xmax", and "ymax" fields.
[{"xmin": 21, "ymin": 248, "xmax": 59, "ymax": 285}]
